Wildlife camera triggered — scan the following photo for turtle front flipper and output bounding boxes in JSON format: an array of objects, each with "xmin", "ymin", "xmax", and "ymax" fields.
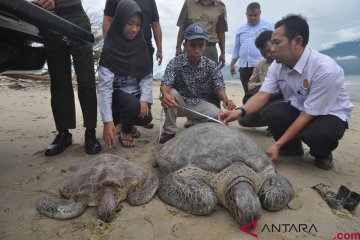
[
  {"xmin": 127, "ymin": 175, "xmax": 159, "ymax": 205},
  {"xmin": 258, "ymin": 174, "xmax": 294, "ymax": 211},
  {"xmin": 37, "ymin": 197, "xmax": 87, "ymax": 219},
  {"xmin": 225, "ymin": 181, "xmax": 262, "ymax": 226},
  {"xmin": 158, "ymin": 174, "xmax": 216, "ymax": 215}
]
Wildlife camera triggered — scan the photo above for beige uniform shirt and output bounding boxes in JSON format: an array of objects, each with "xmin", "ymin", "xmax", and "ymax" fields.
[
  {"xmin": 248, "ymin": 58, "xmax": 271, "ymax": 90},
  {"xmin": 177, "ymin": 0, "xmax": 228, "ymax": 43}
]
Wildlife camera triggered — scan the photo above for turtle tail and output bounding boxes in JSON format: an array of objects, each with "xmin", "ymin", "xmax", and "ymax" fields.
[{"xmin": 37, "ymin": 197, "xmax": 87, "ymax": 219}]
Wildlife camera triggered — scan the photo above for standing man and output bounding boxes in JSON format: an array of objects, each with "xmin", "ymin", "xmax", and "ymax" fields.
[
  {"xmin": 176, "ymin": 0, "xmax": 228, "ymax": 68},
  {"xmin": 176, "ymin": 0, "xmax": 228, "ymax": 127},
  {"xmin": 230, "ymin": 2, "xmax": 273, "ymax": 93},
  {"xmin": 160, "ymin": 23, "xmax": 235, "ymax": 143},
  {"xmin": 37, "ymin": 0, "xmax": 102, "ymax": 156},
  {"xmin": 220, "ymin": 14, "xmax": 353, "ymax": 170},
  {"xmin": 102, "ymin": 0, "xmax": 163, "ymax": 67}
]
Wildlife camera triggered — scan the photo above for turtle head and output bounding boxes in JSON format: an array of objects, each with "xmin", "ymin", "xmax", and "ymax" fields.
[{"xmin": 97, "ymin": 186, "xmax": 119, "ymax": 222}]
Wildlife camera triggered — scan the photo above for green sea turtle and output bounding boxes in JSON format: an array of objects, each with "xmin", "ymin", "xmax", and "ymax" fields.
[
  {"xmin": 37, "ymin": 154, "xmax": 158, "ymax": 222},
  {"xmin": 156, "ymin": 122, "xmax": 293, "ymax": 226}
]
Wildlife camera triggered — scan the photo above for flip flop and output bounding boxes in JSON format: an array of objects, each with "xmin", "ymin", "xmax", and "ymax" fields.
[
  {"xmin": 119, "ymin": 132, "xmax": 135, "ymax": 148},
  {"xmin": 115, "ymin": 124, "xmax": 140, "ymax": 138}
]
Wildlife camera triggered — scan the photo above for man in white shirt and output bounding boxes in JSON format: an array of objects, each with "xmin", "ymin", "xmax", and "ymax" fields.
[
  {"xmin": 230, "ymin": 2, "xmax": 273, "ymax": 93},
  {"xmin": 220, "ymin": 14, "xmax": 353, "ymax": 170}
]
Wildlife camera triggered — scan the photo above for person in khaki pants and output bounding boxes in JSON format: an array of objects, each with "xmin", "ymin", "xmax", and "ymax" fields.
[{"xmin": 159, "ymin": 23, "xmax": 235, "ymax": 143}]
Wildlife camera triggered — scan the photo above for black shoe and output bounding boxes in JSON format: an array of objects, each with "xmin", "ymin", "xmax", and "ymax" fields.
[
  {"xmin": 45, "ymin": 131, "xmax": 72, "ymax": 156},
  {"xmin": 85, "ymin": 129, "xmax": 102, "ymax": 154},
  {"xmin": 314, "ymin": 154, "xmax": 333, "ymax": 170},
  {"xmin": 279, "ymin": 146, "xmax": 304, "ymax": 156},
  {"xmin": 159, "ymin": 132, "xmax": 175, "ymax": 144}
]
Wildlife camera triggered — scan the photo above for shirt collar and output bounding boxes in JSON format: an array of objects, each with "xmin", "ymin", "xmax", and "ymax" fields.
[
  {"xmin": 196, "ymin": 0, "xmax": 217, "ymax": 6},
  {"xmin": 181, "ymin": 53, "xmax": 206, "ymax": 69},
  {"xmin": 292, "ymin": 47, "xmax": 310, "ymax": 74}
]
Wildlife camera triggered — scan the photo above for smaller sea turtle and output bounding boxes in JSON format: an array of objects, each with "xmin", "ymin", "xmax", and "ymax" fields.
[{"xmin": 37, "ymin": 154, "xmax": 158, "ymax": 222}]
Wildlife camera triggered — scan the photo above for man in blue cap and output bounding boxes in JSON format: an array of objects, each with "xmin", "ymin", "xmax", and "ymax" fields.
[{"xmin": 159, "ymin": 23, "xmax": 236, "ymax": 143}]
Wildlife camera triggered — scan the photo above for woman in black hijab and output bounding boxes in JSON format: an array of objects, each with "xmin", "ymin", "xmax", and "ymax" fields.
[{"xmin": 98, "ymin": 0, "xmax": 153, "ymax": 148}]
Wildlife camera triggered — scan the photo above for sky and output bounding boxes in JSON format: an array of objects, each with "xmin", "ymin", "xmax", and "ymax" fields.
[{"xmin": 83, "ymin": 0, "xmax": 360, "ymax": 74}]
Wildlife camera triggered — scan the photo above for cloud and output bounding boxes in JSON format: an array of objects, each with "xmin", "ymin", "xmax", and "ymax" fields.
[
  {"xmin": 320, "ymin": 26, "xmax": 360, "ymax": 49},
  {"xmin": 334, "ymin": 55, "xmax": 358, "ymax": 61}
]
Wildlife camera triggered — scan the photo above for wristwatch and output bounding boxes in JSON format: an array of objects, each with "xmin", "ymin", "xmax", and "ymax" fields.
[{"xmin": 235, "ymin": 107, "xmax": 247, "ymax": 118}]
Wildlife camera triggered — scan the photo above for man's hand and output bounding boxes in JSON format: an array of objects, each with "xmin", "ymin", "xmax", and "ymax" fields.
[
  {"xmin": 161, "ymin": 93, "xmax": 178, "ymax": 108},
  {"xmin": 36, "ymin": 0, "xmax": 55, "ymax": 11},
  {"xmin": 230, "ymin": 63, "xmax": 236, "ymax": 76},
  {"xmin": 266, "ymin": 143, "xmax": 281, "ymax": 161},
  {"xmin": 218, "ymin": 109, "xmax": 241, "ymax": 124},
  {"xmin": 139, "ymin": 101, "xmax": 149, "ymax": 118},
  {"xmin": 218, "ymin": 53, "xmax": 225, "ymax": 69},
  {"xmin": 103, "ymin": 122, "xmax": 117, "ymax": 148},
  {"xmin": 222, "ymin": 99, "xmax": 236, "ymax": 110},
  {"xmin": 156, "ymin": 50, "xmax": 163, "ymax": 66}
]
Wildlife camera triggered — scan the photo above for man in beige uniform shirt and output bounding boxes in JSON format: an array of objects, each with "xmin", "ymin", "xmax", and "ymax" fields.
[
  {"xmin": 176, "ymin": 0, "xmax": 228, "ymax": 127},
  {"xmin": 239, "ymin": 30, "xmax": 283, "ymax": 128}
]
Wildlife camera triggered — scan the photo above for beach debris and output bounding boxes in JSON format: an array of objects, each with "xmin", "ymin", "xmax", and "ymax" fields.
[
  {"xmin": 312, "ymin": 183, "xmax": 360, "ymax": 213},
  {"xmin": 8, "ymin": 83, "xmax": 26, "ymax": 90},
  {"xmin": 37, "ymin": 154, "xmax": 158, "ymax": 222},
  {"xmin": 156, "ymin": 122, "xmax": 294, "ymax": 227}
]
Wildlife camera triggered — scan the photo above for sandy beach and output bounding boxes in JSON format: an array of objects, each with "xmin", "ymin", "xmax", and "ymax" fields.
[{"xmin": 0, "ymin": 74, "xmax": 359, "ymax": 240}]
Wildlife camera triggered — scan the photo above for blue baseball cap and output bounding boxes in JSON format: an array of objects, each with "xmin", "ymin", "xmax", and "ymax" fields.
[{"xmin": 184, "ymin": 23, "xmax": 209, "ymax": 41}]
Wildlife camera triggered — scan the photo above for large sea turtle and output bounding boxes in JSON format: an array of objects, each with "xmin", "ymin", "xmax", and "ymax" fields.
[
  {"xmin": 156, "ymin": 122, "xmax": 293, "ymax": 226},
  {"xmin": 37, "ymin": 154, "xmax": 158, "ymax": 222}
]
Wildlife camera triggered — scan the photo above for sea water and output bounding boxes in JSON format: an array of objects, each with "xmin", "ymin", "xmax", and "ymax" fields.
[{"xmin": 225, "ymin": 75, "xmax": 360, "ymax": 102}]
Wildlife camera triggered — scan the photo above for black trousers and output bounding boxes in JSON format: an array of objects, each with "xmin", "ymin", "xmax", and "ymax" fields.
[
  {"xmin": 262, "ymin": 101, "xmax": 348, "ymax": 158},
  {"xmin": 239, "ymin": 67, "xmax": 255, "ymax": 93},
  {"xmin": 112, "ymin": 90, "xmax": 152, "ymax": 134},
  {"xmin": 44, "ymin": 6, "xmax": 97, "ymax": 131}
]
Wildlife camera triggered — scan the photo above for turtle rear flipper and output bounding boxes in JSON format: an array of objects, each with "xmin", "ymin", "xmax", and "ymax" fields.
[
  {"xmin": 37, "ymin": 197, "xmax": 87, "ymax": 219},
  {"xmin": 127, "ymin": 175, "xmax": 159, "ymax": 206}
]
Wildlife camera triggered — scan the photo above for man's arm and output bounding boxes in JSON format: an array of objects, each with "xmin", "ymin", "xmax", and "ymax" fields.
[
  {"xmin": 216, "ymin": 90, "xmax": 236, "ymax": 110},
  {"xmin": 176, "ymin": 27, "xmax": 185, "ymax": 56},
  {"xmin": 152, "ymin": 21, "xmax": 163, "ymax": 65},
  {"xmin": 160, "ymin": 84, "xmax": 177, "ymax": 108},
  {"xmin": 217, "ymin": 32, "xmax": 225, "ymax": 69},
  {"xmin": 102, "ymin": 15, "xmax": 113, "ymax": 37},
  {"xmin": 219, "ymin": 91, "xmax": 271, "ymax": 123}
]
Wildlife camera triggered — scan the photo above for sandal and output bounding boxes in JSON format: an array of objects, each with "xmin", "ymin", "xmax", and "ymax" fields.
[
  {"xmin": 119, "ymin": 132, "xmax": 135, "ymax": 148},
  {"xmin": 115, "ymin": 124, "xmax": 140, "ymax": 138},
  {"xmin": 131, "ymin": 126, "xmax": 141, "ymax": 138}
]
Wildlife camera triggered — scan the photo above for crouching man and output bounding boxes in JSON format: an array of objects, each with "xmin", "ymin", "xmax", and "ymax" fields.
[{"xmin": 159, "ymin": 23, "xmax": 235, "ymax": 143}]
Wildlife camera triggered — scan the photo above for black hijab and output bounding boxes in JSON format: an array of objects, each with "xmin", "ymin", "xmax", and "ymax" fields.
[{"xmin": 100, "ymin": 0, "xmax": 152, "ymax": 79}]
